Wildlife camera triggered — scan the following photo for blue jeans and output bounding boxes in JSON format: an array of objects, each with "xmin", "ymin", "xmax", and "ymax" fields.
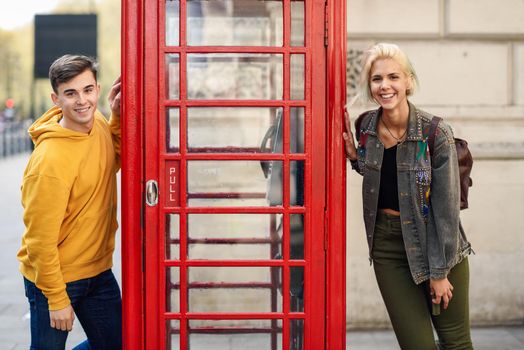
[{"xmin": 24, "ymin": 269, "xmax": 122, "ymax": 350}]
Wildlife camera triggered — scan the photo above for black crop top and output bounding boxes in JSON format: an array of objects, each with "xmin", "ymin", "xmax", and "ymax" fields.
[{"xmin": 378, "ymin": 145, "xmax": 400, "ymax": 211}]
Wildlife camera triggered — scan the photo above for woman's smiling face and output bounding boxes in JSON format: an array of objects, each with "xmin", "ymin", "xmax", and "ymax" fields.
[{"xmin": 369, "ymin": 58, "xmax": 412, "ymax": 111}]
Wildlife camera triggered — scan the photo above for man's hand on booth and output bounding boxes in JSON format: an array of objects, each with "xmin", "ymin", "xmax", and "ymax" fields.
[{"xmin": 108, "ymin": 76, "xmax": 122, "ymax": 118}]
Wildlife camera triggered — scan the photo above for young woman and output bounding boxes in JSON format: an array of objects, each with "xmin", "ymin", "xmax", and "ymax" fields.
[{"xmin": 343, "ymin": 43, "xmax": 473, "ymax": 349}]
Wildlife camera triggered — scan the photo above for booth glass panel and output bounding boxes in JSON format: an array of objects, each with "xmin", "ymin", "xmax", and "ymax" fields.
[
  {"xmin": 188, "ymin": 320, "xmax": 282, "ymax": 350},
  {"xmin": 289, "ymin": 267, "xmax": 304, "ymax": 312},
  {"xmin": 166, "ymin": 267, "xmax": 180, "ymax": 312},
  {"xmin": 289, "ymin": 214, "xmax": 304, "ymax": 260},
  {"xmin": 166, "ymin": 108, "xmax": 180, "ymax": 153},
  {"xmin": 165, "ymin": 54, "xmax": 180, "ymax": 100},
  {"xmin": 290, "ymin": 54, "xmax": 304, "ymax": 100},
  {"xmin": 187, "ymin": 213, "xmax": 283, "ymax": 260},
  {"xmin": 187, "ymin": 267, "xmax": 283, "ymax": 313},
  {"xmin": 165, "ymin": 0, "xmax": 180, "ymax": 46},
  {"xmin": 166, "ymin": 320, "xmax": 181, "ymax": 350},
  {"xmin": 187, "ymin": 160, "xmax": 283, "ymax": 207},
  {"xmin": 289, "ymin": 107, "xmax": 304, "ymax": 154},
  {"xmin": 187, "ymin": 54, "xmax": 283, "ymax": 100},
  {"xmin": 290, "ymin": 1, "xmax": 305, "ymax": 47},
  {"xmin": 289, "ymin": 319, "xmax": 304, "ymax": 350},
  {"xmin": 187, "ymin": 107, "xmax": 283, "ymax": 153},
  {"xmin": 290, "ymin": 160, "xmax": 305, "ymax": 206},
  {"xmin": 166, "ymin": 214, "xmax": 180, "ymax": 260},
  {"xmin": 187, "ymin": 0, "xmax": 283, "ymax": 47}
]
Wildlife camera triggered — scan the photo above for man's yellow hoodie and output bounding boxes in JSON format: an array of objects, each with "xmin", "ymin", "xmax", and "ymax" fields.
[{"xmin": 17, "ymin": 106, "xmax": 120, "ymax": 310}]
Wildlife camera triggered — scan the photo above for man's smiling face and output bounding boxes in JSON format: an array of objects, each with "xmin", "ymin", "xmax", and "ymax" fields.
[{"xmin": 51, "ymin": 69, "xmax": 100, "ymax": 133}]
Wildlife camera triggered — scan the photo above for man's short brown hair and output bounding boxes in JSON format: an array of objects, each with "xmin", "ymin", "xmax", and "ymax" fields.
[{"xmin": 49, "ymin": 55, "xmax": 98, "ymax": 93}]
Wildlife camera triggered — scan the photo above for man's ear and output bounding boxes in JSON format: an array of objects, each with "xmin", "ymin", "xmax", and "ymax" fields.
[{"xmin": 51, "ymin": 92, "xmax": 59, "ymax": 106}]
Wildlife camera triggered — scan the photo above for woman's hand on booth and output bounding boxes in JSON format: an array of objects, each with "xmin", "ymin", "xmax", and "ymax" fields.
[{"xmin": 343, "ymin": 107, "xmax": 357, "ymax": 161}]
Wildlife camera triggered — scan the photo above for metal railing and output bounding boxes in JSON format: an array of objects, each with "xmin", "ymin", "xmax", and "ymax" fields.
[{"xmin": 0, "ymin": 119, "xmax": 32, "ymax": 158}]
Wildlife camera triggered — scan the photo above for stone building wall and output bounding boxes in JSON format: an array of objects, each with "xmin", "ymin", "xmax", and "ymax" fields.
[{"xmin": 345, "ymin": 0, "xmax": 524, "ymax": 327}]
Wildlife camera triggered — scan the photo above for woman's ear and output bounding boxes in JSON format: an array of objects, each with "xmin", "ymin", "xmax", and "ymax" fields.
[{"xmin": 406, "ymin": 75, "xmax": 414, "ymax": 95}]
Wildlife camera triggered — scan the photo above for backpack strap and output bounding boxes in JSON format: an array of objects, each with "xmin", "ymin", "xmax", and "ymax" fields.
[{"xmin": 428, "ymin": 116, "xmax": 442, "ymax": 157}]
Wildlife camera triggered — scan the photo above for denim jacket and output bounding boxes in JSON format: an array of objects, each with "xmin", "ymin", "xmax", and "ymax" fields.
[{"xmin": 350, "ymin": 102, "xmax": 471, "ymax": 284}]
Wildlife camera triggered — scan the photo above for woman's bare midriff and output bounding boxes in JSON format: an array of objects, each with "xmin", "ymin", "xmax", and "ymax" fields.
[{"xmin": 380, "ymin": 208, "xmax": 401, "ymax": 216}]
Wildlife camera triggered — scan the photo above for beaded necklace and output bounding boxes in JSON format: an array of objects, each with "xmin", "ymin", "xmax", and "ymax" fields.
[{"xmin": 380, "ymin": 117, "xmax": 407, "ymax": 144}]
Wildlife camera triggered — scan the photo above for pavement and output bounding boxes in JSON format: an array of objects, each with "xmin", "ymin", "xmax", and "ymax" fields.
[{"xmin": 1, "ymin": 153, "xmax": 523, "ymax": 350}]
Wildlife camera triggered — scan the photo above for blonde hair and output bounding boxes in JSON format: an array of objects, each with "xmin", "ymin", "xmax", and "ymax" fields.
[{"xmin": 358, "ymin": 43, "xmax": 419, "ymax": 103}]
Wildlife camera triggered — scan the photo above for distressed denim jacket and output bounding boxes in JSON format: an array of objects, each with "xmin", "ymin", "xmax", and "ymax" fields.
[{"xmin": 350, "ymin": 102, "xmax": 471, "ymax": 284}]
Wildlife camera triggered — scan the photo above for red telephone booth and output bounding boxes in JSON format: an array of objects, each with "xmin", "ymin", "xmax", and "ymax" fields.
[{"xmin": 121, "ymin": 1, "xmax": 347, "ymax": 349}]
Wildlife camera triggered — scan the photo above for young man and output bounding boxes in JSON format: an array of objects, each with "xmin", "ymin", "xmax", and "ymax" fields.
[{"xmin": 17, "ymin": 55, "xmax": 122, "ymax": 349}]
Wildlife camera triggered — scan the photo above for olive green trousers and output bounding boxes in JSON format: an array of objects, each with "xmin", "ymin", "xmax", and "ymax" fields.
[{"xmin": 372, "ymin": 211, "xmax": 473, "ymax": 350}]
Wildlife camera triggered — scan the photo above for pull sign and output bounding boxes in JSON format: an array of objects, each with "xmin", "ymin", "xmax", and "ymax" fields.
[
  {"xmin": 165, "ymin": 160, "xmax": 180, "ymax": 207},
  {"xmin": 145, "ymin": 180, "xmax": 159, "ymax": 207}
]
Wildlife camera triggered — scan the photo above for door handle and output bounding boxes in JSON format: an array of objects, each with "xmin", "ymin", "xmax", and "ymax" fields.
[{"xmin": 145, "ymin": 180, "xmax": 159, "ymax": 207}]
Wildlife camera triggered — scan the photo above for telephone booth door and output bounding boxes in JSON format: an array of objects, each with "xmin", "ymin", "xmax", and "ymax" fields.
[{"xmin": 122, "ymin": 1, "xmax": 347, "ymax": 349}]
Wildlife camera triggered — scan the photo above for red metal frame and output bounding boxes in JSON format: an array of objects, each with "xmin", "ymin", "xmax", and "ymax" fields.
[
  {"xmin": 326, "ymin": 1, "xmax": 347, "ymax": 348},
  {"xmin": 122, "ymin": 0, "xmax": 347, "ymax": 349},
  {"xmin": 121, "ymin": 0, "xmax": 144, "ymax": 348}
]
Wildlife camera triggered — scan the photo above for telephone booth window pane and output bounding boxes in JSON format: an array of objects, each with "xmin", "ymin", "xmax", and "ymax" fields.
[
  {"xmin": 290, "ymin": 107, "xmax": 304, "ymax": 153},
  {"xmin": 166, "ymin": 267, "xmax": 180, "ymax": 312},
  {"xmin": 289, "ymin": 319, "xmax": 304, "ymax": 350},
  {"xmin": 187, "ymin": 54, "xmax": 283, "ymax": 100},
  {"xmin": 188, "ymin": 267, "xmax": 282, "ymax": 312},
  {"xmin": 166, "ymin": 320, "xmax": 180, "ymax": 350},
  {"xmin": 290, "ymin": 54, "xmax": 305, "ymax": 100},
  {"xmin": 166, "ymin": 108, "xmax": 180, "ymax": 153},
  {"xmin": 187, "ymin": 0, "xmax": 283, "ymax": 47},
  {"xmin": 291, "ymin": 1, "xmax": 305, "ymax": 47},
  {"xmin": 290, "ymin": 161, "xmax": 304, "ymax": 206},
  {"xmin": 166, "ymin": 0, "xmax": 180, "ymax": 46},
  {"xmin": 188, "ymin": 319, "xmax": 282, "ymax": 349},
  {"xmin": 166, "ymin": 54, "xmax": 180, "ymax": 100},
  {"xmin": 289, "ymin": 214, "xmax": 304, "ymax": 260},
  {"xmin": 187, "ymin": 161, "xmax": 282, "ymax": 207},
  {"xmin": 289, "ymin": 267, "xmax": 304, "ymax": 312},
  {"xmin": 166, "ymin": 214, "xmax": 180, "ymax": 260},
  {"xmin": 187, "ymin": 107, "xmax": 283, "ymax": 153},
  {"xmin": 187, "ymin": 214, "xmax": 282, "ymax": 260}
]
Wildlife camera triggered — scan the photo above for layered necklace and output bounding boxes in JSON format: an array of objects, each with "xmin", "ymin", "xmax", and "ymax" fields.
[{"xmin": 380, "ymin": 117, "xmax": 407, "ymax": 144}]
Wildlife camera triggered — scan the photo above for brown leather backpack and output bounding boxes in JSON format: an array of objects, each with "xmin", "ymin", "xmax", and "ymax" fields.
[{"xmin": 428, "ymin": 116, "xmax": 473, "ymax": 210}]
